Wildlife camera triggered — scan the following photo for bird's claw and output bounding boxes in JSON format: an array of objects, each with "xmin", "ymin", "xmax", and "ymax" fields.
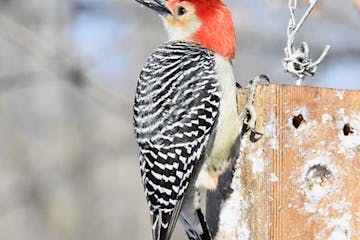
[
  {"xmin": 239, "ymin": 74, "xmax": 270, "ymax": 142},
  {"xmin": 250, "ymin": 130, "xmax": 263, "ymax": 143},
  {"xmin": 249, "ymin": 74, "xmax": 270, "ymax": 86}
]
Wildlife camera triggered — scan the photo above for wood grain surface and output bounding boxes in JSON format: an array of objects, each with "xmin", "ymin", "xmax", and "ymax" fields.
[{"xmin": 209, "ymin": 84, "xmax": 360, "ymax": 239}]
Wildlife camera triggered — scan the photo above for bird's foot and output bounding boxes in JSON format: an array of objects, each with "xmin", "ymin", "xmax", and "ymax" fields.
[{"xmin": 239, "ymin": 74, "xmax": 270, "ymax": 142}]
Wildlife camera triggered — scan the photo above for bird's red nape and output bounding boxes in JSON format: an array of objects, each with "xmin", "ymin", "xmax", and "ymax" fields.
[{"xmin": 170, "ymin": 0, "xmax": 236, "ymax": 60}]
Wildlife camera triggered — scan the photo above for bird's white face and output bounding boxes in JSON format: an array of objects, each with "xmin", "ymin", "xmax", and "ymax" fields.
[
  {"xmin": 162, "ymin": 2, "xmax": 201, "ymax": 41},
  {"xmin": 134, "ymin": 0, "xmax": 235, "ymax": 59}
]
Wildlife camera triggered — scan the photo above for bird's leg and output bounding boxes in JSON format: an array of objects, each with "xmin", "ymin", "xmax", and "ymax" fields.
[{"xmin": 239, "ymin": 74, "xmax": 270, "ymax": 142}]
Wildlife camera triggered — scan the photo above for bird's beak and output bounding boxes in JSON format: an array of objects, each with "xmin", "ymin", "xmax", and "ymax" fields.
[{"xmin": 134, "ymin": 0, "xmax": 172, "ymax": 16}]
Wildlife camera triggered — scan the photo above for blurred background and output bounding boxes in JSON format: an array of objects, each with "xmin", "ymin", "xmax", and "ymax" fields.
[{"xmin": 0, "ymin": 0, "xmax": 359, "ymax": 239}]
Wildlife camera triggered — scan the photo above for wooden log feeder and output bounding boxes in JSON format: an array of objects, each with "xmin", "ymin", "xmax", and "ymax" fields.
[{"xmin": 207, "ymin": 84, "xmax": 360, "ymax": 240}]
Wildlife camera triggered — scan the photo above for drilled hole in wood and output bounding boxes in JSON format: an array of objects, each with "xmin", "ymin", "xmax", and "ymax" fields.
[
  {"xmin": 343, "ymin": 123, "xmax": 353, "ymax": 136},
  {"xmin": 305, "ymin": 164, "xmax": 332, "ymax": 189},
  {"xmin": 292, "ymin": 114, "xmax": 304, "ymax": 129}
]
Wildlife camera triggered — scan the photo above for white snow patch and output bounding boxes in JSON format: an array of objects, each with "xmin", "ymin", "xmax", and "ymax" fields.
[
  {"xmin": 336, "ymin": 109, "xmax": 360, "ymax": 159},
  {"xmin": 328, "ymin": 226, "xmax": 348, "ymax": 240},
  {"xmin": 264, "ymin": 111, "xmax": 278, "ymax": 149},
  {"xmin": 237, "ymin": 223, "xmax": 251, "ymax": 240},
  {"xmin": 335, "ymin": 90, "xmax": 346, "ymax": 100},
  {"xmin": 248, "ymin": 149, "xmax": 265, "ymax": 174},
  {"xmin": 327, "ymin": 213, "xmax": 352, "ymax": 240},
  {"xmin": 322, "ymin": 113, "xmax": 333, "ymax": 124},
  {"xmin": 217, "ymin": 190, "xmax": 246, "ymax": 231},
  {"xmin": 338, "ymin": 108, "xmax": 346, "ymax": 116},
  {"xmin": 216, "ymin": 141, "xmax": 250, "ymax": 239},
  {"xmin": 315, "ymin": 212, "xmax": 353, "ymax": 240},
  {"xmin": 270, "ymin": 173, "xmax": 279, "ymax": 183},
  {"xmin": 329, "ymin": 200, "xmax": 349, "ymax": 212},
  {"xmin": 303, "ymin": 183, "xmax": 329, "ymax": 213},
  {"xmin": 217, "ymin": 169, "xmax": 250, "ymax": 239}
]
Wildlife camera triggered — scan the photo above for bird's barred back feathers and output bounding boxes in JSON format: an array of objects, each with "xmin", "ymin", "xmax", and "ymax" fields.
[{"xmin": 133, "ymin": 41, "xmax": 220, "ymax": 239}]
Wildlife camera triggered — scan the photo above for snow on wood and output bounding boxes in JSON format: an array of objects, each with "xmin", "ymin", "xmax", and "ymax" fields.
[{"xmin": 207, "ymin": 84, "xmax": 360, "ymax": 240}]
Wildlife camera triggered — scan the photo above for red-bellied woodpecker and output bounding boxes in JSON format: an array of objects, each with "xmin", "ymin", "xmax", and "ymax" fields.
[{"xmin": 133, "ymin": 0, "xmax": 240, "ymax": 239}]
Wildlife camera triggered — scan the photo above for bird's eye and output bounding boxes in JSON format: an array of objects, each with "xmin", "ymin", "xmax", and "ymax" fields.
[{"xmin": 177, "ymin": 6, "xmax": 187, "ymax": 16}]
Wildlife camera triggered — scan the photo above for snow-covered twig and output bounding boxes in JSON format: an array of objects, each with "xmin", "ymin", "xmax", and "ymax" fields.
[{"xmin": 283, "ymin": 0, "xmax": 330, "ymax": 86}]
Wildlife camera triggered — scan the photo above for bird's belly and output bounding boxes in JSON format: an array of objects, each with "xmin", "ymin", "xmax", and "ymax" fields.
[
  {"xmin": 207, "ymin": 101, "xmax": 240, "ymax": 169},
  {"xmin": 195, "ymin": 55, "xmax": 240, "ymax": 191}
]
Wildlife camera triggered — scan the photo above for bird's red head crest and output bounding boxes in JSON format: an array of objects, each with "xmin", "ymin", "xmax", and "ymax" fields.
[{"xmin": 166, "ymin": 0, "xmax": 236, "ymax": 59}]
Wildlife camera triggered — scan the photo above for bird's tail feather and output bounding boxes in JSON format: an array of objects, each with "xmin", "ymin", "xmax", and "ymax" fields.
[
  {"xmin": 181, "ymin": 208, "xmax": 212, "ymax": 240},
  {"xmin": 152, "ymin": 198, "xmax": 184, "ymax": 240},
  {"xmin": 152, "ymin": 211, "xmax": 172, "ymax": 240},
  {"xmin": 196, "ymin": 209, "xmax": 211, "ymax": 240}
]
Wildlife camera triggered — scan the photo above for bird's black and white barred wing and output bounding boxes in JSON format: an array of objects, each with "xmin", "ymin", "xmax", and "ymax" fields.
[{"xmin": 133, "ymin": 41, "xmax": 220, "ymax": 240}]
